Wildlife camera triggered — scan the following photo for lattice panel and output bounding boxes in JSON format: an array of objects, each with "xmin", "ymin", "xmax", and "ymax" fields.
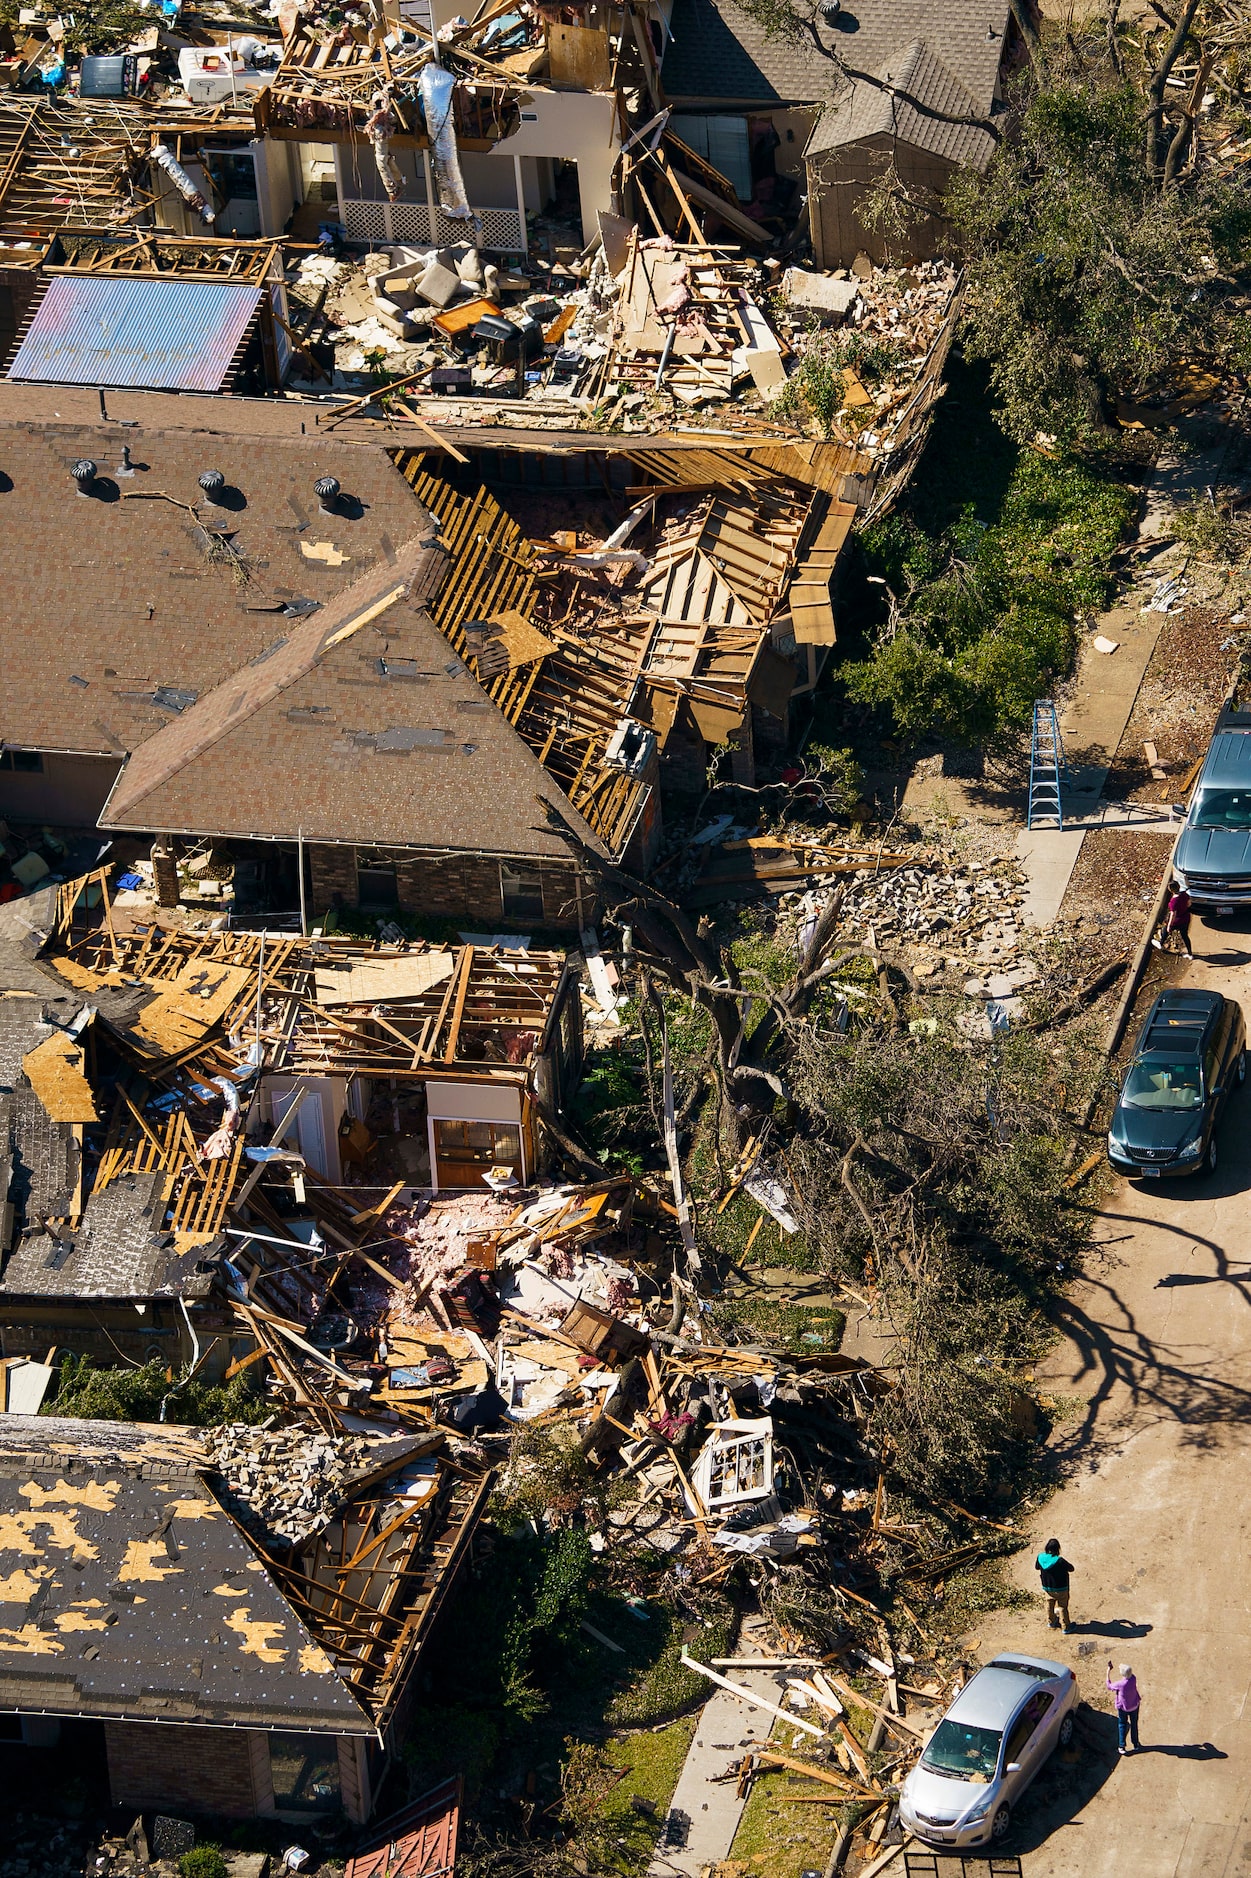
[
  {"xmin": 389, "ymin": 200, "xmax": 432, "ymax": 243},
  {"xmin": 340, "ymin": 198, "xmax": 525, "ymax": 253},
  {"xmin": 342, "ymin": 198, "xmax": 388, "ymax": 242},
  {"xmin": 465, "ymin": 206, "xmax": 524, "ymax": 253}
]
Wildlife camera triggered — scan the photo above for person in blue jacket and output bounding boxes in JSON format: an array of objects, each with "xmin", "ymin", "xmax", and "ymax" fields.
[{"xmin": 1035, "ymin": 1537, "xmax": 1075, "ymax": 1631}]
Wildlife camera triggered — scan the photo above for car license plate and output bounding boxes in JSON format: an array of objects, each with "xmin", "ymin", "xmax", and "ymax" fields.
[
  {"xmin": 1143, "ymin": 1167, "xmax": 1161, "ymax": 1177},
  {"xmin": 1219, "ymin": 904, "xmax": 1235, "ymax": 916}
]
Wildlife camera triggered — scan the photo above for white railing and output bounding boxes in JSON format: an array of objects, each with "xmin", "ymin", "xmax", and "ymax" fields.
[{"xmin": 339, "ymin": 198, "xmax": 526, "ymax": 253}]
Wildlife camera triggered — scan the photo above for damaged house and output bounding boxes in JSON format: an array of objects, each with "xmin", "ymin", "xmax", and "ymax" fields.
[
  {"xmin": 0, "ymin": 880, "xmax": 582, "ymax": 1367},
  {"xmin": 0, "ymin": 413, "xmax": 641, "ymax": 929},
  {"xmin": 0, "ymin": 1414, "xmax": 489, "ymax": 1821},
  {"xmin": 660, "ymin": 0, "xmax": 1029, "ymax": 267},
  {"xmin": 803, "ymin": 0, "xmax": 1029, "ymax": 268},
  {"xmin": 0, "ymin": 401, "xmax": 867, "ymax": 925}
]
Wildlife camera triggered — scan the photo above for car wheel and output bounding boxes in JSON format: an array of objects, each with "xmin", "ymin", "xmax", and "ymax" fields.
[
  {"xmin": 991, "ymin": 1803, "xmax": 1012, "ymax": 1844},
  {"xmin": 1208, "ymin": 1135, "xmax": 1219, "ymax": 1174},
  {"xmin": 1239, "ymin": 1049, "xmax": 1247, "ymax": 1087},
  {"xmin": 1058, "ymin": 1713, "xmax": 1075, "ymax": 1748}
]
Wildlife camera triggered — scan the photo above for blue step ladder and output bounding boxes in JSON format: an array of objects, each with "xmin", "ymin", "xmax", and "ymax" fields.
[{"xmin": 1027, "ymin": 699, "xmax": 1067, "ymax": 829}]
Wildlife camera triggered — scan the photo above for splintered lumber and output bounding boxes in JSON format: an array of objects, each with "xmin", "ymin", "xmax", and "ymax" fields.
[
  {"xmin": 859, "ymin": 1839, "xmax": 914, "ymax": 1877},
  {"xmin": 680, "ymin": 1655, "xmax": 824, "ymax": 1737},
  {"xmin": 1063, "ymin": 1149, "xmax": 1103, "ymax": 1191},
  {"xmin": 788, "ymin": 1676, "xmax": 844, "ymax": 1718},
  {"xmin": 740, "ymin": 1742, "xmax": 876, "ymax": 1797}
]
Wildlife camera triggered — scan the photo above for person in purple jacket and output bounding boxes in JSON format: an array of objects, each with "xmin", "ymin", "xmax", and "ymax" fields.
[{"xmin": 1108, "ymin": 1661, "xmax": 1141, "ymax": 1754}]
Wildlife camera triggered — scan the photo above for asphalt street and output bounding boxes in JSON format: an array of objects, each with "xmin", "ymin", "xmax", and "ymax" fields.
[{"xmin": 969, "ymin": 923, "xmax": 1251, "ymax": 1878}]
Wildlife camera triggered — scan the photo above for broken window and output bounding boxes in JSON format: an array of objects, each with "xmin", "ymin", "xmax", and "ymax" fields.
[
  {"xmin": 500, "ymin": 862, "xmax": 543, "ymax": 921},
  {"xmin": 356, "ymin": 849, "xmax": 399, "ymax": 908},
  {"xmin": 433, "ymin": 1118, "xmax": 521, "ymax": 1186},
  {"xmin": 269, "ymin": 1732, "xmax": 342, "ymax": 1810},
  {"xmin": 690, "ymin": 1418, "xmax": 774, "ymax": 1511}
]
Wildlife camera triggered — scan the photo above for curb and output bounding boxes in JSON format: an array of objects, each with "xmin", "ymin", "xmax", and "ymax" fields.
[{"xmin": 1104, "ymin": 855, "xmax": 1175, "ymax": 1059}]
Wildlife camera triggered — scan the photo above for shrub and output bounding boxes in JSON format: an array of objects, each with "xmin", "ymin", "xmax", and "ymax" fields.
[
  {"xmin": 46, "ymin": 1353, "xmax": 269, "ymax": 1427},
  {"xmin": 179, "ymin": 1849, "xmax": 228, "ymax": 1878}
]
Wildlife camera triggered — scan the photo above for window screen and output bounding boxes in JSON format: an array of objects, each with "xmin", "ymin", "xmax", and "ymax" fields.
[
  {"xmin": 434, "ymin": 1118, "xmax": 521, "ymax": 1172},
  {"xmin": 356, "ymin": 849, "xmax": 399, "ymax": 908}
]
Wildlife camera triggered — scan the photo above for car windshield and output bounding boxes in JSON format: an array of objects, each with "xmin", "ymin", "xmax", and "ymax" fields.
[
  {"xmin": 1121, "ymin": 1057, "xmax": 1203, "ymax": 1110},
  {"xmin": 921, "ymin": 1719, "xmax": 1002, "ymax": 1783},
  {"xmin": 1192, "ymin": 789, "xmax": 1251, "ymax": 830}
]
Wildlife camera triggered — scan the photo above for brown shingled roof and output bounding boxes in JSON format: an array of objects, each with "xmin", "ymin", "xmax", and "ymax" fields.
[
  {"xmin": 806, "ymin": 38, "xmax": 997, "ymax": 166},
  {"xmin": 0, "ymin": 419, "xmax": 612, "ymax": 861}
]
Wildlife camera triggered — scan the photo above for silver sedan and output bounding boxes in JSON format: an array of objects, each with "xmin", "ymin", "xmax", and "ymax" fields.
[{"xmin": 899, "ymin": 1652, "xmax": 1078, "ymax": 1850}]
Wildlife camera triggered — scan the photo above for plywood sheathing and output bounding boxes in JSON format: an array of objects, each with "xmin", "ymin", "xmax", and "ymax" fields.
[{"xmin": 21, "ymin": 1030, "xmax": 98, "ymax": 1124}]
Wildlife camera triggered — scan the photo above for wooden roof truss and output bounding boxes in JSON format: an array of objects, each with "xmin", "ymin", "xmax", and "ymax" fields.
[
  {"xmin": 270, "ymin": 1458, "xmax": 493, "ymax": 1727},
  {"xmin": 0, "ymin": 100, "xmax": 144, "ymax": 231},
  {"xmin": 399, "ymin": 459, "xmax": 651, "ymax": 854},
  {"xmin": 255, "ymin": 27, "xmax": 518, "ymax": 147},
  {"xmin": 48, "ymin": 227, "xmax": 280, "ymax": 280},
  {"xmin": 51, "ymin": 924, "xmax": 567, "ymax": 1086}
]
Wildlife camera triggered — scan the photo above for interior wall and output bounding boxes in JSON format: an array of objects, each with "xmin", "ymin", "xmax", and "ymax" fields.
[
  {"xmin": 254, "ymin": 137, "xmax": 299, "ymax": 236},
  {"xmin": 263, "ymin": 1076, "xmax": 348, "ymax": 1183},
  {"xmin": 0, "ymin": 752, "xmax": 122, "ymax": 828},
  {"xmin": 492, "ymin": 88, "xmax": 619, "ymax": 240}
]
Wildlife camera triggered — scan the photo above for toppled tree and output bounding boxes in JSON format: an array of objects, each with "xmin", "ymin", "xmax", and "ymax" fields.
[
  {"xmin": 543, "ymin": 801, "xmax": 913, "ymax": 1157},
  {"xmin": 547, "ymin": 798, "xmax": 1107, "ymax": 1507},
  {"xmin": 786, "ymin": 1019, "xmax": 1102, "ymax": 1501},
  {"xmin": 949, "ymin": 15, "xmax": 1251, "ymax": 444}
]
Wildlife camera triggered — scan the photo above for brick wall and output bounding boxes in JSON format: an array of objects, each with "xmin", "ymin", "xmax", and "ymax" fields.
[
  {"xmin": 540, "ymin": 863, "xmax": 582, "ymax": 929},
  {"xmin": 658, "ymin": 729, "xmax": 708, "ymax": 798},
  {"xmin": 751, "ymin": 704, "xmax": 790, "ymax": 780},
  {"xmin": 728, "ymin": 715, "xmax": 755, "ymax": 787},
  {"xmin": 104, "ymin": 1722, "xmax": 275, "ymax": 1818},
  {"xmin": 395, "ymin": 853, "xmax": 503, "ymax": 922},
  {"xmin": 308, "ymin": 844, "xmax": 358, "ymax": 915},
  {"xmin": 307, "ymin": 845, "xmax": 592, "ymax": 932},
  {"xmin": 151, "ymin": 839, "xmax": 180, "ymax": 909},
  {"xmin": 0, "ymin": 1299, "xmax": 186, "ymax": 1368}
]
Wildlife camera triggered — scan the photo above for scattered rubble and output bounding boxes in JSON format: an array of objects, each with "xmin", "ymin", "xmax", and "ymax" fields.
[{"xmin": 203, "ymin": 1422, "xmax": 370, "ymax": 1546}]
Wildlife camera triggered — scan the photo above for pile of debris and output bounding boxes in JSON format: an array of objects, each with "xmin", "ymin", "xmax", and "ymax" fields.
[
  {"xmin": 685, "ymin": 829, "xmax": 1033, "ymax": 965},
  {"xmin": 283, "ymin": 227, "xmax": 957, "ymax": 438},
  {"xmin": 771, "ymin": 257, "xmax": 961, "ymax": 458},
  {"xmin": 837, "ymin": 855, "xmax": 1031, "ymax": 962},
  {"xmin": 203, "ymin": 1422, "xmax": 371, "ymax": 1546}
]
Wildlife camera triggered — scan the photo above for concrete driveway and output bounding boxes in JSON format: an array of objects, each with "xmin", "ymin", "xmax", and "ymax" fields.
[{"xmin": 970, "ymin": 920, "xmax": 1251, "ymax": 1878}]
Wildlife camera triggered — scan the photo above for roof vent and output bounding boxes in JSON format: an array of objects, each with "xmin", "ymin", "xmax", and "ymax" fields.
[
  {"xmin": 314, "ymin": 475, "xmax": 341, "ymax": 515},
  {"xmin": 198, "ymin": 468, "xmax": 227, "ymax": 503},
  {"xmin": 820, "ymin": 0, "xmax": 842, "ymax": 18},
  {"xmin": 71, "ymin": 459, "xmax": 97, "ymax": 494}
]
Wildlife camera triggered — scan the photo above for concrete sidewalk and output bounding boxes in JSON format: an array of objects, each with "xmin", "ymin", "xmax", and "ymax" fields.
[
  {"xmin": 648, "ymin": 1622, "xmax": 803, "ymax": 1877},
  {"xmin": 1014, "ymin": 425, "xmax": 1237, "ymax": 923}
]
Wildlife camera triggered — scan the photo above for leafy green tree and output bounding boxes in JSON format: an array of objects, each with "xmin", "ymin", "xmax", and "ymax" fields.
[
  {"xmin": 845, "ymin": 443, "xmax": 1134, "ymax": 742},
  {"xmin": 951, "ymin": 51, "xmax": 1251, "ymax": 445}
]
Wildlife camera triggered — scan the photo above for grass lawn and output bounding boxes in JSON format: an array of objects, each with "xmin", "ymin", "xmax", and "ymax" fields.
[
  {"xmin": 729, "ymin": 1718, "xmax": 855, "ymax": 1878},
  {"xmin": 596, "ymin": 1720, "xmax": 699, "ymax": 1869}
]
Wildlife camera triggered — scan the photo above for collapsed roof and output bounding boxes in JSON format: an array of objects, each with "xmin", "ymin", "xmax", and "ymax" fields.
[
  {"xmin": 0, "ymin": 1413, "xmax": 489, "ymax": 1736},
  {"xmin": 0, "ymin": 409, "xmax": 868, "ymax": 864}
]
